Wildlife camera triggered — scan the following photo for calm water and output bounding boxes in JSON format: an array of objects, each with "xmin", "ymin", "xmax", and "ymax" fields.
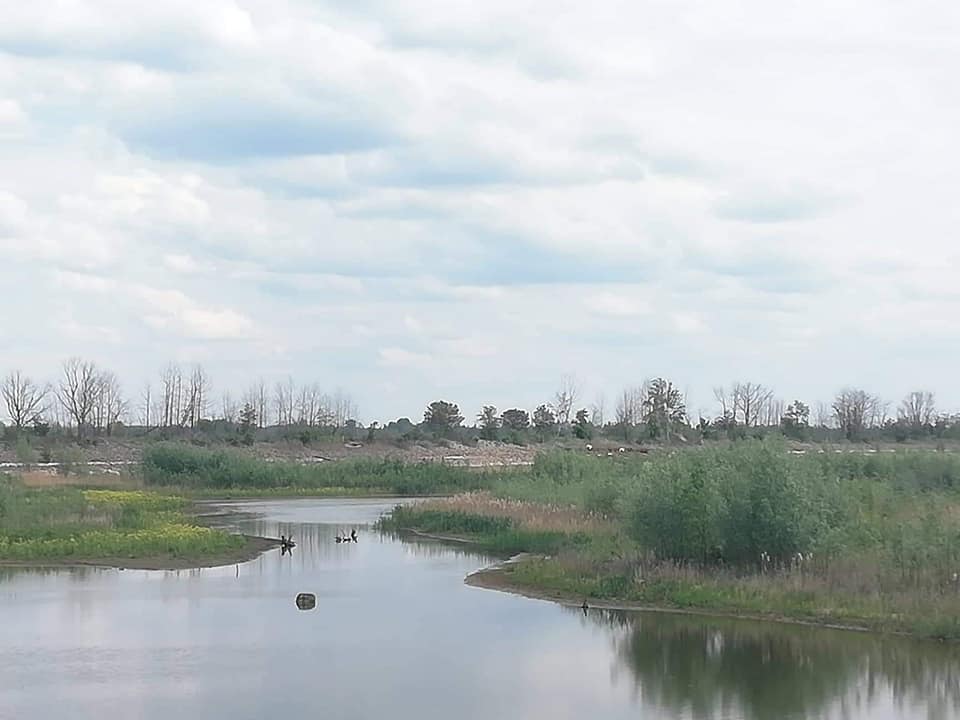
[{"xmin": 1, "ymin": 498, "xmax": 958, "ymax": 720}]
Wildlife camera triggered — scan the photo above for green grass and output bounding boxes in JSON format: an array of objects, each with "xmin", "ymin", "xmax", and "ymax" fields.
[{"xmin": 0, "ymin": 479, "xmax": 243, "ymax": 562}]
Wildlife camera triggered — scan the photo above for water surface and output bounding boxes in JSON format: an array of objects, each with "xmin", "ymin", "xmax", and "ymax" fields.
[{"xmin": 1, "ymin": 498, "xmax": 957, "ymax": 720}]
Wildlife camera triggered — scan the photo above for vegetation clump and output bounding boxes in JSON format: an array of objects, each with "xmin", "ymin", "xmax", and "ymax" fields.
[
  {"xmin": 384, "ymin": 442, "xmax": 960, "ymax": 639},
  {"xmin": 0, "ymin": 479, "xmax": 242, "ymax": 563}
]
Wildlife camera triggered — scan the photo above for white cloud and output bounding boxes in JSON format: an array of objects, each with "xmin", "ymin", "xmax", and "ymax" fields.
[
  {"xmin": 377, "ymin": 347, "xmax": 432, "ymax": 369},
  {"xmin": 586, "ymin": 292, "xmax": 652, "ymax": 318},
  {"xmin": 0, "ymin": 0, "xmax": 958, "ymax": 419}
]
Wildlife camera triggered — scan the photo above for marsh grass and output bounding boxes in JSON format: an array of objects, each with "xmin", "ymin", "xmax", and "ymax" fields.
[
  {"xmin": 143, "ymin": 443, "xmax": 486, "ymax": 495},
  {"xmin": 0, "ymin": 480, "xmax": 242, "ymax": 562},
  {"xmin": 386, "ymin": 443, "xmax": 960, "ymax": 639}
]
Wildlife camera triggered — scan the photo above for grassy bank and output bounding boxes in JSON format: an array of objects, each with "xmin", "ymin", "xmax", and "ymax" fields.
[
  {"xmin": 0, "ymin": 477, "xmax": 252, "ymax": 568},
  {"xmin": 382, "ymin": 443, "xmax": 960, "ymax": 640},
  {"xmin": 143, "ymin": 443, "xmax": 487, "ymax": 496}
]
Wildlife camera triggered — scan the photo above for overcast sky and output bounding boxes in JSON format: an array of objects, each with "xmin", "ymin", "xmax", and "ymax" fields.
[{"xmin": 1, "ymin": 1, "xmax": 958, "ymax": 423}]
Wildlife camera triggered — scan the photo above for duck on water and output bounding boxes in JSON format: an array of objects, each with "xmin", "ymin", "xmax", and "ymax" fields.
[{"xmin": 335, "ymin": 529, "xmax": 358, "ymax": 544}]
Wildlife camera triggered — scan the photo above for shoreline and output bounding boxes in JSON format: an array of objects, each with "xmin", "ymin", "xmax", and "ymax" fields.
[
  {"xmin": 0, "ymin": 535, "xmax": 280, "ymax": 572},
  {"xmin": 463, "ymin": 561, "xmax": 920, "ymax": 639}
]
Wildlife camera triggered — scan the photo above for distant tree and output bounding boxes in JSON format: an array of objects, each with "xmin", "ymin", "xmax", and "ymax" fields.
[
  {"xmin": 781, "ymin": 400, "xmax": 810, "ymax": 440},
  {"xmin": 500, "ymin": 408, "xmax": 530, "ymax": 431},
  {"xmin": 573, "ymin": 408, "xmax": 592, "ymax": 439},
  {"xmin": 238, "ymin": 402, "xmax": 257, "ymax": 445},
  {"xmin": 140, "ymin": 382, "xmax": 153, "ymax": 428},
  {"xmin": 423, "ymin": 400, "xmax": 464, "ymax": 435},
  {"xmin": 93, "ymin": 370, "xmax": 126, "ymax": 436},
  {"xmin": 366, "ymin": 421, "xmax": 378, "ymax": 443},
  {"xmin": 57, "ymin": 358, "xmax": 100, "ymax": 441},
  {"xmin": 274, "ymin": 376, "xmax": 296, "ymax": 427},
  {"xmin": 532, "ymin": 404, "xmax": 557, "ymax": 440},
  {"xmin": 615, "ymin": 386, "xmax": 644, "ymax": 441},
  {"xmin": 899, "ymin": 391, "xmax": 936, "ymax": 431},
  {"xmin": 1, "ymin": 371, "xmax": 48, "ymax": 430},
  {"xmin": 833, "ymin": 388, "xmax": 882, "ymax": 441},
  {"xmin": 477, "ymin": 405, "xmax": 500, "ymax": 440},
  {"xmin": 221, "ymin": 391, "xmax": 239, "ymax": 423},
  {"xmin": 590, "ymin": 394, "xmax": 606, "ymax": 426},
  {"xmin": 553, "ymin": 374, "xmax": 581, "ymax": 426},
  {"xmin": 184, "ymin": 364, "xmax": 210, "ymax": 427},
  {"xmin": 641, "ymin": 378, "xmax": 686, "ymax": 441}
]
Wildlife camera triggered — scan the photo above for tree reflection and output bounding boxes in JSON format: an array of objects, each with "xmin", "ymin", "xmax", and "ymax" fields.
[{"xmin": 578, "ymin": 609, "xmax": 960, "ymax": 720}]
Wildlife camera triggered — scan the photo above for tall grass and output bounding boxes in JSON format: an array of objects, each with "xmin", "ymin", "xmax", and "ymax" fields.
[{"xmin": 142, "ymin": 443, "xmax": 487, "ymax": 495}]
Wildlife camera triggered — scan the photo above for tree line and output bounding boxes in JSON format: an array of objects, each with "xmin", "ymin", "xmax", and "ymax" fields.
[
  {"xmin": 1, "ymin": 362, "xmax": 957, "ymax": 445},
  {"xmin": 0, "ymin": 358, "xmax": 358, "ymax": 442},
  {"xmin": 423, "ymin": 377, "xmax": 958, "ymax": 445}
]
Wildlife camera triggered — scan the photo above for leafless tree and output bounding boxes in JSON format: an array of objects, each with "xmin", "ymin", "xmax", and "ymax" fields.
[
  {"xmin": 615, "ymin": 386, "xmax": 644, "ymax": 427},
  {"xmin": 94, "ymin": 370, "xmax": 126, "ymax": 435},
  {"xmin": 254, "ymin": 379, "xmax": 268, "ymax": 428},
  {"xmin": 274, "ymin": 377, "xmax": 296, "ymax": 426},
  {"xmin": 221, "ymin": 391, "xmax": 238, "ymax": 423},
  {"xmin": 899, "ymin": 391, "xmax": 936, "ymax": 429},
  {"xmin": 182, "ymin": 365, "xmax": 210, "ymax": 427},
  {"xmin": 590, "ymin": 393, "xmax": 606, "ymax": 427},
  {"xmin": 338, "ymin": 390, "xmax": 358, "ymax": 428},
  {"xmin": 713, "ymin": 386, "xmax": 734, "ymax": 424},
  {"xmin": 139, "ymin": 382, "xmax": 153, "ymax": 428},
  {"xmin": 715, "ymin": 382, "xmax": 773, "ymax": 427},
  {"xmin": 57, "ymin": 358, "xmax": 100, "ymax": 440},
  {"xmin": 734, "ymin": 382, "xmax": 774, "ymax": 427},
  {"xmin": 832, "ymin": 388, "xmax": 882, "ymax": 440},
  {"xmin": 761, "ymin": 397, "xmax": 785, "ymax": 427},
  {"xmin": 1, "ymin": 371, "xmax": 48, "ymax": 429},
  {"xmin": 160, "ymin": 363, "xmax": 183, "ymax": 428},
  {"xmin": 553, "ymin": 374, "xmax": 581, "ymax": 426},
  {"xmin": 814, "ymin": 402, "xmax": 832, "ymax": 428}
]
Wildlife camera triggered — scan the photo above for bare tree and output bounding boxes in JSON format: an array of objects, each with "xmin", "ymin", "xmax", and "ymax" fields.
[
  {"xmin": 553, "ymin": 374, "xmax": 581, "ymax": 426},
  {"xmin": 1, "ymin": 371, "xmax": 48, "ymax": 429},
  {"xmin": 733, "ymin": 382, "xmax": 774, "ymax": 427},
  {"xmin": 160, "ymin": 363, "xmax": 183, "ymax": 428},
  {"xmin": 221, "ymin": 391, "xmax": 239, "ymax": 423},
  {"xmin": 274, "ymin": 377, "xmax": 296, "ymax": 427},
  {"xmin": 94, "ymin": 370, "xmax": 126, "ymax": 435},
  {"xmin": 590, "ymin": 393, "xmax": 606, "ymax": 427},
  {"xmin": 761, "ymin": 397, "xmax": 785, "ymax": 427},
  {"xmin": 254, "ymin": 378, "xmax": 268, "ymax": 428},
  {"xmin": 899, "ymin": 391, "xmax": 936, "ymax": 429},
  {"xmin": 332, "ymin": 389, "xmax": 357, "ymax": 428},
  {"xmin": 615, "ymin": 386, "xmax": 644, "ymax": 430},
  {"xmin": 832, "ymin": 388, "xmax": 881, "ymax": 440},
  {"xmin": 139, "ymin": 382, "xmax": 153, "ymax": 428},
  {"xmin": 183, "ymin": 365, "xmax": 210, "ymax": 427},
  {"xmin": 814, "ymin": 402, "xmax": 832, "ymax": 428},
  {"xmin": 57, "ymin": 358, "xmax": 100, "ymax": 440}
]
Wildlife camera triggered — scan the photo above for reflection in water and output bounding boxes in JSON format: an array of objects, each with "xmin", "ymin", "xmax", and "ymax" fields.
[
  {"xmin": 579, "ymin": 609, "xmax": 960, "ymax": 720},
  {"xmin": 2, "ymin": 498, "xmax": 959, "ymax": 720}
]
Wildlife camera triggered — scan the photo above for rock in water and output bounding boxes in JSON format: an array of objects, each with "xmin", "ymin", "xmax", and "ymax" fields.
[{"xmin": 295, "ymin": 593, "xmax": 316, "ymax": 611}]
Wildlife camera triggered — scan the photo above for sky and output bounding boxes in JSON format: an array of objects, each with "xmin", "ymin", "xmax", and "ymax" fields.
[{"xmin": 1, "ymin": 0, "xmax": 959, "ymax": 424}]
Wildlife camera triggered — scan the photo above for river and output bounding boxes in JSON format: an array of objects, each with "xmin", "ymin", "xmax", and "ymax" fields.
[{"xmin": 1, "ymin": 498, "xmax": 958, "ymax": 720}]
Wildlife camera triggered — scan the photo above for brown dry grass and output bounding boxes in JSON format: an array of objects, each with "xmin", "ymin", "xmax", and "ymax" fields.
[
  {"xmin": 16, "ymin": 471, "xmax": 139, "ymax": 489},
  {"xmin": 417, "ymin": 491, "xmax": 614, "ymax": 534}
]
